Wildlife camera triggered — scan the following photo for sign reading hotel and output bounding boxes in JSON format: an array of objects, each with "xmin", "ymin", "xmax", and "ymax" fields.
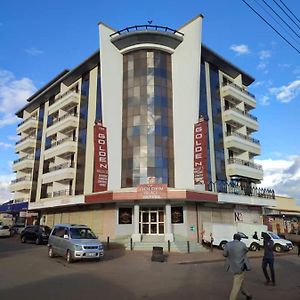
[
  {"xmin": 93, "ymin": 122, "xmax": 108, "ymax": 192},
  {"xmin": 137, "ymin": 184, "xmax": 167, "ymax": 199},
  {"xmin": 194, "ymin": 116, "xmax": 208, "ymax": 186}
]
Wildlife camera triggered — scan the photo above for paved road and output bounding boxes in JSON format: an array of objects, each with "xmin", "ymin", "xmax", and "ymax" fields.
[{"xmin": 0, "ymin": 236, "xmax": 299, "ymax": 300}]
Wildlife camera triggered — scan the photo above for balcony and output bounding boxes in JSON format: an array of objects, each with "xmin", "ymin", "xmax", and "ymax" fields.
[
  {"xmin": 42, "ymin": 162, "xmax": 75, "ymax": 184},
  {"xmin": 17, "ymin": 116, "xmax": 38, "ymax": 134},
  {"xmin": 223, "ymin": 106, "xmax": 258, "ymax": 132},
  {"xmin": 224, "ymin": 132, "xmax": 261, "ymax": 156},
  {"xmin": 48, "ymin": 89, "xmax": 80, "ymax": 115},
  {"xmin": 10, "ymin": 176, "xmax": 32, "ymax": 192},
  {"xmin": 44, "ymin": 189, "xmax": 72, "ymax": 198},
  {"xmin": 12, "ymin": 155, "xmax": 35, "ymax": 172},
  {"xmin": 44, "ymin": 137, "xmax": 77, "ymax": 160},
  {"xmin": 226, "ymin": 158, "xmax": 263, "ymax": 181},
  {"xmin": 46, "ymin": 113, "xmax": 78, "ymax": 137},
  {"xmin": 15, "ymin": 135, "xmax": 37, "ymax": 153},
  {"xmin": 222, "ymin": 82, "xmax": 256, "ymax": 109}
]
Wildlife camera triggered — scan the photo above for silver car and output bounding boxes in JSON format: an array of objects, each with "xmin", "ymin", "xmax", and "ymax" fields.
[{"xmin": 48, "ymin": 224, "xmax": 104, "ymax": 263}]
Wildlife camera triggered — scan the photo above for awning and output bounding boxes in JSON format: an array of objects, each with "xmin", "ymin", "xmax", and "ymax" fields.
[{"xmin": 0, "ymin": 202, "xmax": 28, "ymax": 213}]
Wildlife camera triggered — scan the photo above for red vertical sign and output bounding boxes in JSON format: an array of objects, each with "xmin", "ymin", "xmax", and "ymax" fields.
[
  {"xmin": 194, "ymin": 117, "xmax": 208, "ymax": 187},
  {"xmin": 93, "ymin": 122, "xmax": 108, "ymax": 192}
]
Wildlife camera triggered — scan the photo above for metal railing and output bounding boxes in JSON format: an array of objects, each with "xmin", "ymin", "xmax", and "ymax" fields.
[
  {"xmin": 226, "ymin": 132, "xmax": 260, "ymax": 145},
  {"xmin": 48, "ymin": 112, "xmax": 78, "ymax": 127},
  {"xmin": 224, "ymin": 106, "xmax": 258, "ymax": 121},
  {"xmin": 208, "ymin": 180, "xmax": 275, "ymax": 199},
  {"xmin": 46, "ymin": 137, "xmax": 77, "ymax": 150},
  {"xmin": 13, "ymin": 155, "xmax": 35, "ymax": 164},
  {"xmin": 45, "ymin": 161, "xmax": 75, "ymax": 173},
  {"xmin": 16, "ymin": 135, "xmax": 36, "ymax": 145},
  {"xmin": 227, "ymin": 158, "xmax": 262, "ymax": 170},
  {"xmin": 47, "ymin": 189, "xmax": 71, "ymax": 198},
  {"xmin": 110, "ymin": 24, "xmax": 184, "ymax": 38},
  {"xmin": 222, "ymin": 82, "xmax": 255, "ymax": 99},
  {"xmin": 49, "ymin": 87, "xmax": 79, "ymax": 107},
  {"xmin": 11, "ymin": 175, "xmax": 32, "ymax": 184},
  {"xmin": 17, "ymin": 116, "xmax": 37, "ymax": 127}
]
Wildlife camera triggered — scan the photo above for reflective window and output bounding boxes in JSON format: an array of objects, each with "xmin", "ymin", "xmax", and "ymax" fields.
[{"xmin": 122, "ymin": 50, "xmax": 174, "ymax": 187}]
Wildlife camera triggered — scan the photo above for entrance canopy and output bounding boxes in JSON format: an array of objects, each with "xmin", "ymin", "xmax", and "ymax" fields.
[{"xmin": 0, "ymin": 201, "xmax": 28, "ymax": 213}]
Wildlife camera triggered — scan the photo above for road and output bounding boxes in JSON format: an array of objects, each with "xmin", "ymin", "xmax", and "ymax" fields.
[{"xmin": 0, "ymin": 236, "xmax": 299, "ymax": 300}]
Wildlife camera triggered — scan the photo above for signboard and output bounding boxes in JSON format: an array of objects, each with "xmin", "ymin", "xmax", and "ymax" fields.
[
  {"xmin": 93, "ymin": 122, "xmax": 108, "ymax": 192},
  {"xmin": 137, "ymin": 184, "xmax": 167, "ymax": 199},
  {"xmin": 194, "ymin": 117, "xmax": 208, "ymax": 187}
]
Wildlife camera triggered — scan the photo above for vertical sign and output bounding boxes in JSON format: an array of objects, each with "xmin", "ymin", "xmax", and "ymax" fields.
[
  {"xmin": 194, "ymin": 117, "xmax": 208, "ymax": 187},
  {"xmin": 93, "ymin": 122, "xmax": 108, "ymax": 192}
]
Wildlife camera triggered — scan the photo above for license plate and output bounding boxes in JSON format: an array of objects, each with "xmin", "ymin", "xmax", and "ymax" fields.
[{"xmin": 87, "ymin": 253, "xmax": 96, "ymax": 257}]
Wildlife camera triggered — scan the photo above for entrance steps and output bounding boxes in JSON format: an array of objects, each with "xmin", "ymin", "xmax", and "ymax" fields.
[{"xmin": 112, "ymin": 235, "xmax": 208, "ymax": 253}]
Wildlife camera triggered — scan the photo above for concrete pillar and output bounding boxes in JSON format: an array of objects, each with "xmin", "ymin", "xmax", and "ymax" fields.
[
  {"xmin": 165, "ymin": 202, "xmax": 174, "ymax": 242},
  {"xmin": 131, "ymin": 202, "xmax": 141, "ymax": 242}
]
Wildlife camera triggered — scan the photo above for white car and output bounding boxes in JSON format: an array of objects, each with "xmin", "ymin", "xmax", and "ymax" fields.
[
  {"xmin": 261, "ymin": 231, "xmax": 293, "ymax": 252},
  {"xmin": 0, "ymin": 225, "xmax": 11, "ymax": 237}
]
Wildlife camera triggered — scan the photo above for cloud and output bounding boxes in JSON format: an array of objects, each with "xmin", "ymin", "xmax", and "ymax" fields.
[
  {"xmin": 258, "ymin": 50, "xmax": 271, "ymax": 60},
  {"xmin": 8, "ymin": 135, "xmax": 19, "ymax": 142},
  {"xmin": 24, "ymin": 47, "xmax": 44, "ymax": 56},
  {"xmin": 261, "ymin": 95, "xmax": 270, "ymax": 106},
  {"xmin": 0, "ymin": 142, "xmax": 13, "ymax": 149},
  {"xmin": 256, "ymin": 156, "xmax": 300, "ymax": 201},
  {"xmin": 0, "ymin": 174, "xmax": 14, "ymax": 204},
  {"xmin": 0, "ymin": 69, "xmax": 36, "ymax": 128},
  {"xmin": 230, "ymin": 44, "xmax": 250, "ymax": 55},
  {"xmin": 269, "ymin": 79, "xmax": 300, "ymax": 103}
]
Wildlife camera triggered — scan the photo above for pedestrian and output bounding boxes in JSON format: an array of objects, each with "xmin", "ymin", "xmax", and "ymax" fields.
[
  {"xmin": 262, "ymin": 233, "xmax": 275, "ymax": 286},
  {"xmin": 223, "ymin": 233, "xmax": 252, "ymax": 300},
  {"xmin": 252, "ymin": 231, "xmax": 259, "ymax": 240}
]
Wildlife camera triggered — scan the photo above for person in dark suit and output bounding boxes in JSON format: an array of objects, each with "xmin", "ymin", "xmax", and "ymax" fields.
[
  {"xmin": 223, "ymin": 233, "xmax": 252, "ymax": 300},
  {"xmin": 262, "ymin": 233, "xmax": 275, "ymax": 285}
]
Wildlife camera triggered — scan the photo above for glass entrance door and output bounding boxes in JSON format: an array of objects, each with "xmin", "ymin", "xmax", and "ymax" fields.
[{"xmin": 140, "ymin": 208, "xmax": 164, "ymax": 235}]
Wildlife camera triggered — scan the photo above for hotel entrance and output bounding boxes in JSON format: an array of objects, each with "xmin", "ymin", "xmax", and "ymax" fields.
[{"xmin": 139, "ymin": 207, "xmax": 164, "ymax": 235}]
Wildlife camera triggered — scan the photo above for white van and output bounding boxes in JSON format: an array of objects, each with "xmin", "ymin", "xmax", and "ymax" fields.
[{"xmin": 203, "ymin": 222, "xmax": 261, "ymax": 251}]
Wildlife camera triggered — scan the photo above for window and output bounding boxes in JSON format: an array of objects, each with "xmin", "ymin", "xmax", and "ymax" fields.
[
  {"xmin": 118, "ymin": 208, "xmax": 133, "ymax": 224},
  {"xmin": 171, "ymin": 207, "xmax": 184, "ymax": 224}
]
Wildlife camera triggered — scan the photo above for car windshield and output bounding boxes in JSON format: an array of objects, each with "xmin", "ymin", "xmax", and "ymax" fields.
[
  {"xmin": 269, "ymin": 232, "xmax": 280, "ymax": 239},
  {"xmin": 69, "ymin": 227, "xmax": 97, "ymax": 239}
]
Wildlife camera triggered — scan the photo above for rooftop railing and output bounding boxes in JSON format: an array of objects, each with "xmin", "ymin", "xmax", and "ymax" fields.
[{"xmin": 110, "ymin": 24, "xmax": 184, "ymax": 38}]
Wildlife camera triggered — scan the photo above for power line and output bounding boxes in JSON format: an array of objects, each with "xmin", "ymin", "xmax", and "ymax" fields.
[
  {"xmin": 274, "ymin": 0, "xmax": 300, "ymax": 30},
  {"xmin": 262, "ymin": 0, "xmax": 300, "ymax": 40},
  {"xmin": 241, "ymin": 0, "xmax": 300, "ymax": 54},
  {"xmin": 253, "ymin": 0, "xmax": 300, "ymax": 46}
]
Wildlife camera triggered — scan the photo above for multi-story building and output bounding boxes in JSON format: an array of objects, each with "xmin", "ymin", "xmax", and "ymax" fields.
[{"xmin": 11, "ymin": 16, "xmax": 275, "ymax": 247}]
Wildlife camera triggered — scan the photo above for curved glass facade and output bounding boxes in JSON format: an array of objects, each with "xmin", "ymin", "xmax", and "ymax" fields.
[{"xmin": 121, "ymin": 50, "xmax": 174, "ymax": 187}]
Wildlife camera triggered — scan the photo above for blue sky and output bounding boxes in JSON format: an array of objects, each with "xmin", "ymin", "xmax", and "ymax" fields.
[{"xmin": 0, "ymin": 0, "xmax": 300, "ymax": 203}]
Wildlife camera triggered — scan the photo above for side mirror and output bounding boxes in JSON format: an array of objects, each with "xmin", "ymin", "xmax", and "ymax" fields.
[{"xmin": 63, "ymin": 234, "xmax": 69, "ymax": 239}]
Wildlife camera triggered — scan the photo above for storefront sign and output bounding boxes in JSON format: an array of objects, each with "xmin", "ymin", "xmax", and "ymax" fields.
[
  {"xmin": 137, "ymin": 184, "xmax": 167, "ymax": 199},
  {"xmin": 194, "ymin": 117, "xmax": 208, "ymax": 186},
  {"xmin": 93, "ymin": 122, "xmax": 108, "ymax": 192}
]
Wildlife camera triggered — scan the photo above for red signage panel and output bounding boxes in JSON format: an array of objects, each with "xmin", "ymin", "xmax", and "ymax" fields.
[
  {"xmin": 194, "ymin": 117, "xmax": 208, "ymax": 187},
  {"xmin": 93, "ymin": 122, "xmax": 108, "ymax": 192}
]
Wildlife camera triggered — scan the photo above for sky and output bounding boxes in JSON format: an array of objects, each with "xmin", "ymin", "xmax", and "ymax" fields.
[{"xmin": 0, "ymin": 0, "xmax": 299, "ymax": 204}]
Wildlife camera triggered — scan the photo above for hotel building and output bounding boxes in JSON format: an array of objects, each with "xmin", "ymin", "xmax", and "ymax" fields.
[{"xmin": 11, "ymin": 16, "xmax": 275, "ymax": 248}]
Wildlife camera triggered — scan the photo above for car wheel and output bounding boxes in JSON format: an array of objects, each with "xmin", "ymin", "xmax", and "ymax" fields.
[
  {"xmin": 35, "ymin": 237, "xmax": 41, "ymax": 245},
  {"xmin": 66, "ymin": 250, "xmax": 73, "ymax": 263},
  {"xmin": 48, "ymin": 246, "xmax": 55, "ymax": 258},
  {"xmin": 21, "ymin": 235, "xmax": 26, "ymax": 243},
  {"xmin": 250, "ymin": 243, "xmax": 259, "ymax": 251},
  {"xmin": 219, "ymin": 241, "xmax": 227, "ymax": 250},
  {"xmin": 274, "ymin": 244, "xmax": 283, "ymax": 253}
]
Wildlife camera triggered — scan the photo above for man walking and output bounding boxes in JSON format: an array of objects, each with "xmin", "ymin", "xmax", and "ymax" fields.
[
  {"xmin": 262, "ymin": 233, "xmax": 275, "ymax": 285},
  {"xmin": 223, "ymin": 233, "xmax": 252, "ymax": 300}
]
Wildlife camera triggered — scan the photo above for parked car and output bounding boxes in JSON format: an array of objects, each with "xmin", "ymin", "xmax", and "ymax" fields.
[
  {"xmin": 10, "ymin": 224, "xmax": 26, "ymax": 236},
  {"xmin": 0, "ymin": 224, "xmax": 11, "ymax": 237},
  {"xmin": 20, "ymin": 225, "xmax": 51, "ymax": 245},
  {"xmin": 48, "ymin": 224, "xmax": 104, "ymax": 263},
  {"xmin": 261, "ymin": 231, "xmax": 293, "ymax": 252}
]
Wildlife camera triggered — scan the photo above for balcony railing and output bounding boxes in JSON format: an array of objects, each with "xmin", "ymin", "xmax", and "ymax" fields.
[
  {"xmin": 208, "ymin": 180, "xmax": 275, "ymax": 199},
  {"xmin": 226, "ymin": 132, "xmax": 260, "ymax": 145},
  {"xmin": 44, "ymin": 162, "xmax": 75, "ymax": 173},
  {"xmin": 46, "ymin": 189, "xmax": 71, "ymax": 198},
  {"xmin": 13, "ymin": 155, "xmax": 35, "ymax": 164},
  {"xmin": 49, "ymin": 87, "xmax": 79, "ymax": 107},
  {"xmin": 46, "ymin": 137, "xmax": 77, "ymax": 150},
  {"xmin": 48, "ymin": 112, "xmax": 78, "ymax": 128},
  {"xmin": 227, "ymin": 158, "xmax": 262, "ymax": 170},
  {"xmin": 223, "ymin": 82, "xmax": 255, "ymax": 99},
  {"xmin": 224, "ymin": 106, "xmax": 258, "ymax": 121},
  {"xmin": 11, "ymin": 175, "xmax": 32, "ymax": 184},
  {"xmin": 16, "ymin": 135, "xmax": 36, "ymax": 145},
  {"xmin": 17, "ymin": 116, "xmax": 37, "ymax": 128}
]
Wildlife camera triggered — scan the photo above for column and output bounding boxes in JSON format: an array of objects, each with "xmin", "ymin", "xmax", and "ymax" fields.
[
  {"xmin": 131, "ymin": 202, "xmax": 141, "ymax": 242},
  {"xmin": 165, "ymin": 202, "xmax": 174, "ymax": 242}
]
